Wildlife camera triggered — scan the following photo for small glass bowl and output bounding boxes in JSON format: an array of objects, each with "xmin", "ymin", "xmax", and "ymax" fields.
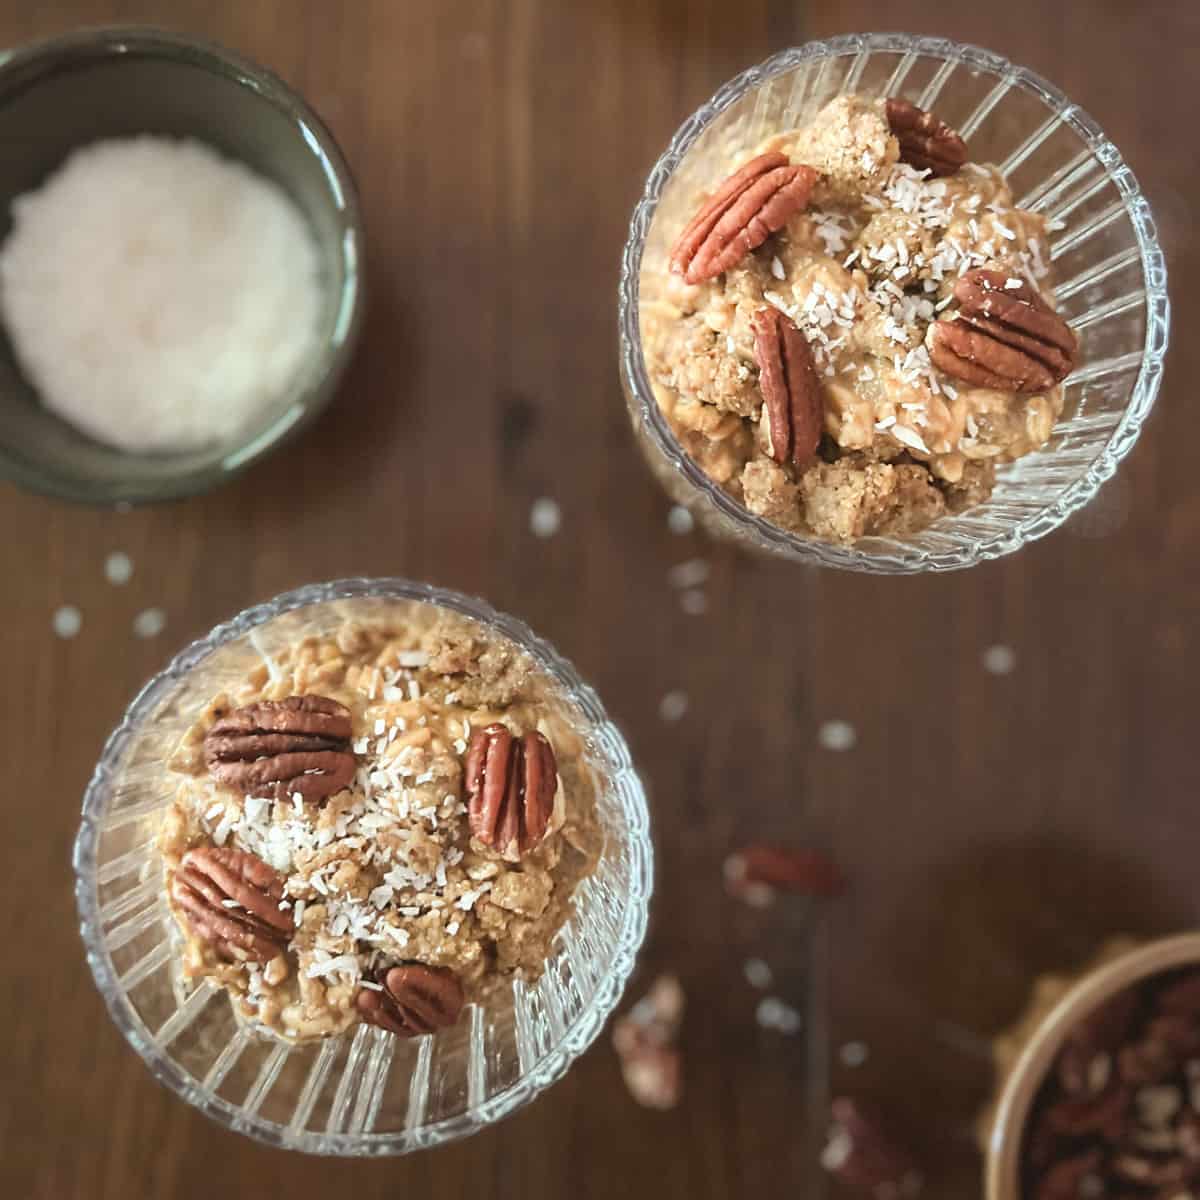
[
  {"xmin": 619, "ymin": 33, "xmax": 1169, "ymax": 573},
  {"xmin": 73, "ymin": 579, "xmax": 652, "ymax": 1155},
  {"xmin": 0, "ymin": 27, "xmax": 364, "ymax": 505}
]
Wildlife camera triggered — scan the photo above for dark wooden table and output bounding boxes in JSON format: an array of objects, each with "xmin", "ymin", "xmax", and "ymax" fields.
[{"xmin": 2, "ymin": 2, "xmax": 1197, "ymax": 1197}]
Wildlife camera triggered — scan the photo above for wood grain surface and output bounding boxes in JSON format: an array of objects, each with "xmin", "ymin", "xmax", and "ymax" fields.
[{"xmin": 1, "ymin": 2, "xmax": 1197, "ymax": 1197}]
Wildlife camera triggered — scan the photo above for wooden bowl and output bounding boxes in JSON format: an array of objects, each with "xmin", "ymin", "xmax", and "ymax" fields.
[{"xmin": 985, "ymin": 932, "xmax": 1200, "ymax": 1200}]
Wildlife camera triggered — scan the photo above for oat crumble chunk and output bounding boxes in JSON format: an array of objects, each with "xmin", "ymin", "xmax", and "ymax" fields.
[
  {"xmin": 159, "ymin": 613, "xmax": 602, "ymax": 1042},
  {"xmin": 642, "ymin": 92, "xmax": 1077, "ymax": 544}
]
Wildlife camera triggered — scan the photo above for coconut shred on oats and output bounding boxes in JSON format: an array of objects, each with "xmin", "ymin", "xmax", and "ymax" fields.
[
  {"xmin": 642, "ymin": 94, "xmax": 1080, "ymax": 543},
  {"xmin": 158, "ymin": 615, "xmax": 602, "ymax": 1042}
]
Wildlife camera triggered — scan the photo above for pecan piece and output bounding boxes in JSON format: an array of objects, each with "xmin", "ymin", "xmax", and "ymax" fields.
[
  {"xmin": 464, "ymin": 724, "xmax": 557, "ymax": 861},
  {"xmin": 1042, "ymin": 1083, "xmax": 1130, "ymax": 1139},
  {"xmin": 612, "ymin": 975, "xmax": 686, "ymax": 1110},
  {"xmin": 724, "ymin": 843, "xmax": 845, "ymax": 907},
  {"xmin": 1113, "ymin": 1155, "xmax": 1199, "ymax": 1190},
  {"xmin": 1058, "ymin": 990, "xmax": 1138, "ymax": 1095},
  {"xmin": 171, "ymin": 846, "xmax": 292, "ymax": 963},
  {"xmin": 1179, "ymin": 1108, "xmax": 1200, "ymax": 1160},
  {"xmin": 1120, "ymin": 1024, "xmax": 1186, "ymax": 1086},
  {"xmin": 669, "ymin": 152, "xmax": 817, "ymax": 284},
  {"xmin": 885, "ymin": 98, "xmax": 968, "ymax": 177},
  {"xmin": 821, "ymin": 1097, "xmax": 923, "ymax": 1198},
  {"xmin": 1024, "ymin": 1118, "xmax": 1060, "ymax": 1173},
  {"xmin": 1149, "ymin": 1015, "xmax": 1200, "ymax": 1059},
  {"xmin": 204, "ymin": 694, "xmax": 355, "ymax": 801},
  {"xmin": 355, "ymin": 964, "xmax": 465, "ymax": 1038},
  {"xmin": 615, "ymin": 1041, "xmax": 681, "ymax": 1110},
  {"xmin": 1159, "ymin": 973, "xmax": 1200, "ymax": 1017},
  {"xmin": 929, "ymin": 269, "xmax": 1078, "ymax": 394},
  {"xmin": 1032, "ymin": 1150, "xmax": 1103, "ymax": 1200},
  {"xmin": 751, "ymin": 306, "xmax": 823, "ymax": 468},
  {"xmin": 1135, "ymin": 1083, "xmax": 1183, "ymax": 1129}
]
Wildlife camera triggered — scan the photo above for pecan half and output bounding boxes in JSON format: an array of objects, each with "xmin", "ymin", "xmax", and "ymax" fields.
[
  {"xmin": 355, "ymin": 964, "xmax": 465, "ymax": 1038},
  {"xmin": 724, "ymin": 843, "xmax": 845, "ymax": 907},
  {"xmin": 751, "ymin": 306, "xmax": 823, "ymax": 468},
  {"xmin": 821, "ymin": 1097, "xmax": 923, "ymax": 1198},
  {"xmin": 929, "ymin": 269, "xmax": 1078, "ymax": 394},
  {"xmin": 204, "ymin": 694, "xmax": 355, "ymax": 801},
  {"xmin": 171, "ymin": 846, "xmax": 292, "ymax": 963},
  {"xmin": 885, "ymin": 98, "xmax": 968, "ymax": 177},
  {"xmin": 464, "ymin": 724, "xmax": 557, "ymax": 861},
  {"xmin": 669, "ymin": 152, "xmax": 817, "ymax": 284}
]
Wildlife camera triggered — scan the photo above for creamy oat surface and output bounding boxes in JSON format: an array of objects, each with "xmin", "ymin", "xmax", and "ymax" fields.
[
  {"xmin": 642, "ymin": 93, "xmax": 1075, "ymax": 543},
  {"xmin": 159, "ymin": 612, "xmax": 602, "ymax": 1042}
]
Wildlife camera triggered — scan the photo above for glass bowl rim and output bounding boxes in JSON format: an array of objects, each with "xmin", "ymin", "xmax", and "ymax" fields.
[
  {"xmin": 617, "ymin": 32, "xmax": 1170, "ymax": 573},
  {"xmin": 0, "ymin": 25, "xmax": 366, "ymax": 506},
  {"xmin": 72, "ymin": 577, "xmax": 653, "ymax": 1155}
]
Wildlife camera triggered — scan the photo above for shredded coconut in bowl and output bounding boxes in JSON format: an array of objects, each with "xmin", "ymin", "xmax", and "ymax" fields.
[{"xmin": 0, "ymin": 136, "xmax": 323, "ymax": 454}]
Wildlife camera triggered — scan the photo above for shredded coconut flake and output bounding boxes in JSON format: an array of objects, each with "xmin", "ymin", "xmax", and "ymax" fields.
[
  {"xmin": 305, "ymin": 953, "xmax": 360, "ymax": 980},
  {"xmin": 0, "ymin": 136, "xmax": 324, "ymax": 453},
  {"xmin": 892, "ymin": 424, "xmax": 930, "ymax": 454}
]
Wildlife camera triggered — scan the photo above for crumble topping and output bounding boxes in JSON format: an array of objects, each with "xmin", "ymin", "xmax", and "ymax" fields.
[
  {"xmin": 642, "ymin": 93, "xmax": 1072, "ymax": 543},
  {"xmin": 159, "ymin": 612, "xmax": 602, "ymax": 1042}
]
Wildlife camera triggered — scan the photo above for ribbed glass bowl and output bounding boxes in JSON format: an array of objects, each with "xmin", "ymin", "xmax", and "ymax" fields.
[
  {"xmin": 73, "ymin": 579, "xmax": 652, "ymax": 1155},
  {"xmin": 619, "ymin": 33, "xmax": 1169, "ymax": 573}
]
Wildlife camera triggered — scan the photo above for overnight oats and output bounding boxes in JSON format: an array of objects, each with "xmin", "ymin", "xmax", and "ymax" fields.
[
  {"xmin": 158, "ymin": 610, "xmax": 602, "ymax": 1043},
  {"xmin": 640, "ymin": 93, "xmax": 1080, "ymax": 543}
]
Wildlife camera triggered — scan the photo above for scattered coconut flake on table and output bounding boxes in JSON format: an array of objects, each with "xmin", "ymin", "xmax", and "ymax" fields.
[
  {"xmin": 818, "ymin": 720, "xmax": 857, "ymax": 752},
  {"xmin": 658, "ymin": 691, "xmax": 689, "ymax": 722},
  {"xmin": 103, "ymin": 551, "xmax": 133, "ymax": 586},
  {"xmin": 839, "ymin": 1041, "xmax": 870, "ymax": 1068},
  {"xmin": 52, "ymin": 604, "xmax": 82, "ymax": 639},
  {"xmin": 133, "ymin": 607, "xmax": 167, "ymax": 639},
  {"xmin": 0, "ymin": 136, "xmax": 322, "ymax": 454},
  {"xmin": 743, "ymin": 958, "xmax": 774, "ymax": 990},
  {"xmin": 529, "ymin": 497, "xmax": 561, "ymax": 538},
  {"xmin": 667, "ymin": 558, "xmax": 710, "ymax": 589},
  {"xmin": 680, "ymin": 589, "xmax": 707, "ymax": 616},
  {"xmin": 756, "ymin": 996, "xmax": 802, "ymax": 1035},
  {"xmin": 667, "ymin": 505, "xmax": 694, "ymax": 535},
  {"xmin": 982, "ymin": 644, "xmax": 1016, "ymax": 676}
]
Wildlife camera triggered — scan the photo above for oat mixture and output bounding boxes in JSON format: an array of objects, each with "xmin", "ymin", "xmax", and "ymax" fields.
[
  {"xmin": 159, "ymin": 613, "xmax": 602, "ymax": 1042},
  {"xmin": 642, "ymin": 93, "xmax": 1079, "ymax": 543}
]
